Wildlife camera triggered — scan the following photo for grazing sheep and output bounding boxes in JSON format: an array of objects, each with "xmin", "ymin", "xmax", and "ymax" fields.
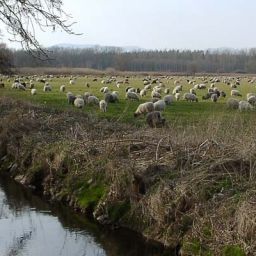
[
  {"xmin": 60, "ymin": 85, "xmax": 65, "ymax": 92},
  {"xmin": 202, "ymin": 93, "xmax": 212, "ymax": 100},
  {"xmin": 198, "ymin": 83, "xmax": 206, "ymax": 89},
  {"xmin": 144, "ymin": 84, "xmax": 152, "ymax": 90},
  {"xmin": 146, "ymin": 111, "xmax": 165, "ymax": 128},
  {"xmin": 99, "ymin": 100, "xmax": 107, "ymax": 112},
  {"xmin": 175, "ymin": 92, "xmax": 181, "ymax": 101},
  {"xmin": 211, "ymin": 93, "xmax": 218, "ymax": 102},
  {"xmin": 231, "ymin": 89, "xmax": 242, "ymax": 97},
  {"xmin": 125, "ymin": 91, "xmax": 140, "ymax": 101},
  {"xmin": 74, "ymin": 98, "xmax": 85, "ymax": 108},
  {"xmin": 153, "ymin": 100, "xmax": 166, "ymax": 111},
  {"xmin": 189, "ymin": 88, "xmax": 196, "ymax": 95},
  {"xmin": 247, "ymin": 96, "xmax": 256, "ymax": 106},
  {"xmin": 239, "ymin": 101, "xmax": 253, "ymax": 111},
  {"xmin": 172, "ymin": 85, "xmax": 182, "ymax": 94},
  {"xmin": 67, "ymin": 92, "xmax": 76, "ymax": 105},
  {"xmin": 164, "ymin": 88, "xmax": 170, "ymax": 94},
  {"xmin": 43, "ymin": 84, "xmax": 52, "ymax": 92},
  {"xmin": 183, "ymin": 93, "xmax": 198, "ymax": 102},
  {"xmin": 134, "ymin": 102, "xmax": 154, "ymax": 117},
  {"xmin": 247, "ymin": 93, "xmax": 256, "ymax": 100},
  {"xmin": 69, "ymin": 79, "xmax": 75, "ymax": 85},
  {"xmin": 163, "ymin": 95, "xmax": 174, "ymax": 105},
  {"xmin": 100, "ymin": 86, "xmax": 109, "ymax": 93},
  {"xmin": 87, "ymin": 96, "xmax": 99, "ymax": 105},
  {"xmin": 127, "ymin": 87, "xmax": 136, "ymax": 93},
  {"xmin": 140, "ymin": 89, "xmax": 147, "ymax": 97},
  {"xmin": 226, "ymin": 98, "xmax": 239, "ymax": 109},
  {"xmin": 151, "ymin": 91, "xmax": 161, "ymax": 99},
  {"xmin": 111, "ymin": 91, "xmax": 119, "ymax": 102},
  {"xmin": 31, "ymin": 88, "xmax": 37, "ymax": 95}
]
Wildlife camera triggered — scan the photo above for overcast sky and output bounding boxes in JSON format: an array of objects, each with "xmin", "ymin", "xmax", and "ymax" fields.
[{"xmin": 3, "ymin": 0, "xmax": 256, "ymax": 50}]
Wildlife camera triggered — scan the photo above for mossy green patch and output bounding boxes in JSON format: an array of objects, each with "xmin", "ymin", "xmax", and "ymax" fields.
[
  {"xmin": 183, "ymin": 239, "xmax": 213, "ymax": 256},
  {"xmin": 77, "ymin": 183, "xmax": 105, "ymax": 210},
  {"xmin": 222, "ymin": 245, "xmax": 246, "ymax": 256}
]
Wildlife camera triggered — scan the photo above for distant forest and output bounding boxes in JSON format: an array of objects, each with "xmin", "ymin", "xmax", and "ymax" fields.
[{"xmin": 10, "ymin": 47, "xmax": 256, "ymax": 74}]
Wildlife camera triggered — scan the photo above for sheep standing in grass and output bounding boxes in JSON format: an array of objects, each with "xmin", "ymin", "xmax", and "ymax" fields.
[
  {"xmin": 74, "ymin": 97, "xmax": 85, "ymax": 108},
  {"xmin": 175, "ymin": 92, "xmax": 181, "ymax": 101},
  {"xmin": 183, "ymin": 93, "xmax": 198, "ymax": 102},
  {"xmin": 146, "ymin": 111, "xmax": 165, "ymax": 128},
  {"xmin": 211, "ymin": 93, "xmax": 218, "ymax": 103},
  {"xmin": 239, "ymin": 101, "xmax": 253, "ymax": 111},
  {"xmin": 247, "ymin": 96, "xmax": 256, "ymax": 106},
  {"xmin": 140, "ymin": 89, "xmax": 147, "ymax": 97},
  {"xmin": 67, "ymin": 92, "xmax": 76, "ymax": 105},
  {"xmin": 126, "ymin": 91, "xmax": 140, "ymax": 101},
  {"xmin": 231, "ymin": 89, "xmax": 242, "ymax": 97},
  {"xmin": 100, "ymin": 86, "xmax": 109, "ymax": 93},
  {"xmin": 43, "ymin": 84, "xmax": 52, "ymax": 92},
  {"xmin": 172, "ymin": 85, "xmax": 182, "ymax": 94},
  {"xmin": 60, "ymin": 85, "xmax": 66, "ymax": 92},
  {"xmin": 87, "ymin": 96, "xmax": 99, "ymax": 105},
  {"xmin": 99, "ymin": 100, "xmax": 107, "ymax": 112},
  {"xmin": 226, "ymin": 98, "xmax": 239, "ymax": 109},
  {"xmin": 69, "ymin": 79, "xmax": 75, "ymax": 85},
  {"xmin": 111, "ymin": 91, "xmax": 119, "ymax": 102},
  {"xmin": 153, "ymin": 100, "xmax": 166, "ymax": 111},
  {"xmin": 151, "ymin": 91, "xmax": 161, "ymax": 99},
  {"xmin": 163, "ymin": 95, "xmax": 174, "ymax": 105},
  {"xmin": 134, "ymin": 102, "xmax": 154, "ymax": 117},
  {"xmin": 31, "ymin": 88, "xmax": 37, "ymax": 95}
]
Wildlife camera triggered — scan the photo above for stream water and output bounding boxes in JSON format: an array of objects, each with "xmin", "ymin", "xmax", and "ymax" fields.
[{"xmin": 0, "ymin": 176, "xmax": 174, "ymax": 256}]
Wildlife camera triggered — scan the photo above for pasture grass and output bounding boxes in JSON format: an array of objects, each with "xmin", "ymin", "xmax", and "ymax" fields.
[{"xmin": 1, "ymin": 74, "xmax": 256, "ymax": 126}]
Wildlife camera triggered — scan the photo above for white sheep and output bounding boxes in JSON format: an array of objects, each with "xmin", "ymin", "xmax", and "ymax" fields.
[
  {"xmin": 87, "ymin": 96, "xmax": 99, "ymax": 105},
  {"xmin": 231, "ymin": 89, "xmax": 242, "ymax": 97},
  {"xmin": 247, "ymin": 96, "xmax": 256, "ymax": 106},
  {"xmin": 144, "ymin": 84, "xmax": 152, "ymax": 90},
  {"xmin": 99, "ymin": 100, "xmax": 107, "ymax": 112},
  {"xmin": 163, "ymin": 95, "xmax": 174, "ymax": 105},
  {"xmin": 74, "ymin": 98, "xmax": 85, "ymax": 108},
  {"xmin": 211, "ymin": 93, "xmax": 218, "ymax": 103},
  {"xmin": 198, "ymin": 83, "xmax": 206, "ymax": 89},
  {"xmin": 60, "ymin": 85, "xmax": 66, "ymax": 92},
  {"xmin": 247, "ymin": 93, "xmax": 256, "ymax": 100},
  {"xmin": 140, "ymin": 89, "xmax": 147, "ymax": 97},
  {"xmin": 189, "ymin": 88, "xmax": 196, "ymax": 95},
  {"xmin": 111, "ymin": 91, "xmax": 119, "ymax": 102},
  {"xmin": 69, "ymin": 79, "xmax": 75, "ymax": 85},
  {"xmin": 134, "ymin": 102, "xmax": 154, "ymax": 117},
  {"xmin": 43, "ymin": 84, "xmax": 52, "ymax": 92},
  {"xmin": 151, "ymin": 91, "xmax": 161, "ymax": 98},
  {"xmin": 127, "ymin": 87, "xmax": 136, "ymax": 93},
  {"xmin": 175, "ymin": 92, "xmax": 181, "ymax": 101},
  {"xmin": 226, "ymin": 98, "xmax": 239, "ymax": 109},
  {"xmin": 31, "ymin": 88, "xmax": 37, "ymax": 95},
  {"xmin": 172, "ymin": 85, "xmax": 182, "ymax": 94},
  {"xmin": 164, "ymin": 88, "xmax": 170, "ymax": 94},
  {"xmin": 100, "ymin": 86, "xmax": 109, "ymax": 93},
  {"xmin": 183, "ymin": 93, "xmax": 198, "ymax": 102},
  {"xmin": 125, "ymin": 91, "xmax": 140, "ymax": 101},
  {"xmin": 239, "ymin": 101, "xmax": 253, "ymax": 111},
  {"xmin": 153, "ymin": 100, "xmax": 166, "ymax": 111}
]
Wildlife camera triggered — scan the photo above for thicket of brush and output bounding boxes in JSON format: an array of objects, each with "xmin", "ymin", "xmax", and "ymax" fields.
[{"xmin": 0, "ymin": 97, "xmax": 255, "ymax": 255}]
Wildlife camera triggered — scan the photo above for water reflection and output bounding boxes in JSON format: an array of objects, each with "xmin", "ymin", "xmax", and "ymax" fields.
[{"xmin": 0, "ymin": 176, "xmax": 174, "ymax": 256}]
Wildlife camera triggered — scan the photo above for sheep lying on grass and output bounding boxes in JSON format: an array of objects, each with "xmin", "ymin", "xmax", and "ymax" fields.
[
  {"xmin": 99, "ymin": 100, "xmax": 107, "ymax": 112},
  {"xmin": 146, "ymin": 111, "xmax": 165, "ymax": 128},
  {"xmin": 134, "ymin": 102, "xmax": 154, "ymax": 117}
]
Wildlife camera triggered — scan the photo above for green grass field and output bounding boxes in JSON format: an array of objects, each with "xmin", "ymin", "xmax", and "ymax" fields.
[{"xmin": 1, "ymin": 74, "xmax": 256, "ymax": 126}]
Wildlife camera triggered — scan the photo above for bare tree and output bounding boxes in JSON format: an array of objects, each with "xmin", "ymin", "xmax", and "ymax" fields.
[{"xmin": 0, "ymin": 0, "xmax": 79, "ymax": 59}]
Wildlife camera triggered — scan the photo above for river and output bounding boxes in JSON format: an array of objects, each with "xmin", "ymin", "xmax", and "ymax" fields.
[{"xmin": 0, "ymin": 176, "xmax": 174, "ymax": 256}]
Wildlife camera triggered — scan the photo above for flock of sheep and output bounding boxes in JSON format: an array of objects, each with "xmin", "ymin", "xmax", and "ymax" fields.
[{"xmin": 1, "ymin": 74, "xmax": 256, "ymax": 127}]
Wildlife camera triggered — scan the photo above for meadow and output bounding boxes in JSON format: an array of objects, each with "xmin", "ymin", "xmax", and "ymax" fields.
[{"xmin": 1, "ymin": 74, "xmax": 256, "ymax": 127}]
